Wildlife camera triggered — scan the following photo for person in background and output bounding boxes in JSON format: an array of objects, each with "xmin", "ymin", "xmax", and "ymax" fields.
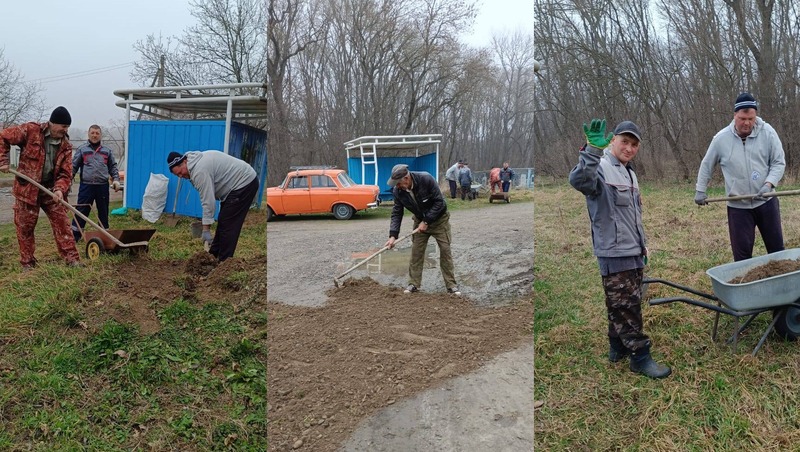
[
  {"xmin": 569, "ymin": 118, "xmax": 671, "ymax": 379},
  {"xmin": 458, "ymin": 162, "xmax": 473, "ymax": 201},
  {"xmin": 500, "ymin": 162, "xmax": 515, "ymax": 196},
  {"xmin": 0, "ymin": 106, "xmax": 82, "ymax": 270},
  {"xmin": 167, "ymin": 150, "xmax": 259, "ymax": 262},
  {"xmin": 489, "ymin": 165, "xmax": 502, "ymax": 194},
  {"xmin": 444, "ymin": 159, "xmax": 463, "ymax": 199},
  {"xmin": 384, "ymin": 164, "xmax": 460, "ymax": 296},
  {"xmin": 71, "ymin": 125, "xmax": 121, "ymax": 242},
  {"xmin": 694, "ymin": 92, "xmax": 786, "ymax": 262}
]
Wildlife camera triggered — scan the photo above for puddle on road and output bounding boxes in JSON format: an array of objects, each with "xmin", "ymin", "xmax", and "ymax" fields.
[{"xmin": 338, "ymin": 247, "xmax": 438, "ymax": 279}]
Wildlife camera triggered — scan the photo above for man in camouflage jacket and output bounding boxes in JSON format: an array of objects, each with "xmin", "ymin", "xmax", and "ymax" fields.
[{"xmin": 0, "ymin": 106, "xmax": 81, "ymax": 270}]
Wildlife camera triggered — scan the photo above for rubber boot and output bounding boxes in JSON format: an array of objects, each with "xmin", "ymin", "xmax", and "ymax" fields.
[
  {"xmin": 608, "ymin": 336, "xmax": 630, "ymax": 363},
  {"xmin": 629, "ymin": 347, "xmax": 672, "ymax": 379}
]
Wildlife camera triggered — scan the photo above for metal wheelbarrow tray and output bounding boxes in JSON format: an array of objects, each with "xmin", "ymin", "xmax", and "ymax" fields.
[
  {"xmin": 83, "ymin": 229, "xmax": 156, "ymax": 260},
  {"xmin": 644, "ymin": 248, "xmax": 800, "ymax": 355}
]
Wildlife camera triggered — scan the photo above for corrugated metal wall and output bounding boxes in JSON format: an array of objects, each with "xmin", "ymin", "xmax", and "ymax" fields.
[{"xmin": 126, "ymin": 120, "xmax": 267, "ymax": 219}]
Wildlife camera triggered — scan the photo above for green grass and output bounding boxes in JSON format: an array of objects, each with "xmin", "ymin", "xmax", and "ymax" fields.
[
  {"xmin": 535, "ymin": 178, "xmax": 800, "ymax": 450},
  {"xmin": 0, "ymin": 201, "xmax": 266, "ymax": 450}
]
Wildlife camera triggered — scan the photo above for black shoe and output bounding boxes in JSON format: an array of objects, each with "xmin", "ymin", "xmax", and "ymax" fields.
[
  {"xmin": 404, "ymin": 284, "xmax": 418, "ymax": 294},
  {"xmin": 447, "ymin": 287, "xmax": 461, "ymax": 296},
  {"xmin": 630, "ymin": 351, "xmax": 672, "ymax": 379},
  {"xmin": 608, "ymin": 337, "xmax": 630, "ymax": 363}
]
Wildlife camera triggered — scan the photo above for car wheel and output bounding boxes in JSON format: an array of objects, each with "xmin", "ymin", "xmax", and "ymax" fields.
[
  {"xmin": 267, "ymin": 206, "xmax": 275, "ymax": 222},
  {"xmin": 332, "ymin": 203, "xmax": 355, "ymax": 220}
]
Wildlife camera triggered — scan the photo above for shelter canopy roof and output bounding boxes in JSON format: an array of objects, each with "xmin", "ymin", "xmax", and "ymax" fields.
[{"xmin": 114, "ymin": 82, "xmax": 267, "ymax": 119}]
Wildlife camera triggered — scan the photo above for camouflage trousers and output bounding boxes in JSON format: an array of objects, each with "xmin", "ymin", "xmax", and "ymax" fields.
[
  {"xmin": 14, "ymin": 194, "xmax": 80, "ymax": 267},
  {"xmin": 601, "ymin": 268, "xmax": 650, "ymax": 352}
]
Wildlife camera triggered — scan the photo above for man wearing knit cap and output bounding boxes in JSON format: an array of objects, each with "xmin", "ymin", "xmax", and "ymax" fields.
[
  {"xmin": 694, "ymin": 92, "xmax": 786, "ymax": 261},
  {"xmin": 0, "ymin": 106, "xmax": 82, "ymax": 270},
  {"xmin": 168, "ymin": 150, "xmax": 259, "ymax": 262}
]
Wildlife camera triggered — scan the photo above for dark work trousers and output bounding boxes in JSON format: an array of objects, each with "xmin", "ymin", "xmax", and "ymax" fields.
[
  {"xmin": 210, "ymin": 177, "xmax": 260, "ymax": 262},
  {"xmin": 448, "ymin": 180, "xmax": 457, "ymax": 199},
  {"xmin": 72, "ymin": 183, "xmax": 110, "ymax": 242},
  {"xmin": 502, "ymin": 181, "xmax": 511, "ymax": 193},
  {"xmin": 602, "ymin": 268, "xmax": 650, "ymax": 353},
  {"xmin": 460, "ymin": 183, "xmax": 471, "ymax": 200},
  {"xmin": 727, "ymin": 197, "xmax": 785, "ymax": 262}
]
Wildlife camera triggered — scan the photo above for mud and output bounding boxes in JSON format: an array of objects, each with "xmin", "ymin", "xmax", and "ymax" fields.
[
  {"xmin": 731, "ymin": 258, "xmax": 800, "ymax": 284},
  {"xmin": 267, "ymin": 202, "xmax": 534, "ymax": 307},
  {"xmin": 185, "ymin": 251, "xmax": 219, "ymax": 277}
]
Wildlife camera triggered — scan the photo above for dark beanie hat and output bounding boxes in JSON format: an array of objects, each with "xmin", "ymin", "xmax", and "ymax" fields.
[
  {"xmin": 49, "ymin": 106, "xmax": 72, "ymax": 125},
  {"xmin": 734, "ymin": 92, "xmax": 758, "ymax": 112},
  {"xmin": 167, "ymin": 151, "xmax": 187, "ymax": 169}
]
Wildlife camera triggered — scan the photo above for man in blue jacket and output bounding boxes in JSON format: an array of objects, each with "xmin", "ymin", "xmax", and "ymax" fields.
[
  {"xmin": 384, "ymin": 164, "xmax": 460, "ymax": 296},
  {"xmin": 570, "ymin": 119, "xmax": 671, "ymax": 379},
  {"xmin": 694, "ymin": 92, "xmax": 786, "ymax": 261},
  {"xmin": 71, "ymin": 125, "xmax": 121, "ymax": 242}
]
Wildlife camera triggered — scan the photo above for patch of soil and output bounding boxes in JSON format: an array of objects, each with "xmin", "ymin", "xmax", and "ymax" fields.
[
  {"xmin": 731, "ymin": 259, "xmax": 800, "ymax": 284},
  {"xmin": 72, "ymin": 254, "xmax": 265, "ymax": 336},
  {"xmin": 185, "ymin": 251, "xmax": 218, "ymax": 277},
  {"xmin": 267, "ymin": 278, "xmax": 533, "ymax": 452}
]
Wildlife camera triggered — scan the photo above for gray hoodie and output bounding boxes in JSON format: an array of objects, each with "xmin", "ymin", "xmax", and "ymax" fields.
[
  {"xmin": 186, "ymin": 150, "xmax": 257, "ymax": 225},
  {"xmin": 696, "ymin": 117, "xmax": 785, "ymax": 209}
]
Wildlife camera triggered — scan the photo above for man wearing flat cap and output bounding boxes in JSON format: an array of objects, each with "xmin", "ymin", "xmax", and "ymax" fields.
[
  {"xmin": 0, "ymin": 106, "xmax": 81, "ymax": 270},
  {"xmin": 570, "ymin": 119, "xmax": 671, "ymax": 379},
  {"xmin": 384, "ymin": 164, "xmax": 460, "ymax": 296},
  {"xmin": 168, "ymin": 150, "xmax": 259, "ymax": 262},
  {"xmin": 694, "ymin": 92, "xmax": 786, "ymax": 262}
]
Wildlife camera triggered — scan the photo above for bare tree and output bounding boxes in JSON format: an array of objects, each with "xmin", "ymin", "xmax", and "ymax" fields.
[{"xmin": 0, "ymin": 49, "xmax": 45, "ymax": 126}]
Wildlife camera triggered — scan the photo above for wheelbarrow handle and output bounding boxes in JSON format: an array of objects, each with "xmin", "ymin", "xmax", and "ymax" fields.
[
  {"xmin": 9, "ymin": 168, "xmax": 130, "ymax": 249},
  {"xmin": 705, "ymin": 189, "xmax": 800, "ymax": 203},
  {"xmin": 334, "ymin": 227, "xmax": 420, "ymax": 282}
]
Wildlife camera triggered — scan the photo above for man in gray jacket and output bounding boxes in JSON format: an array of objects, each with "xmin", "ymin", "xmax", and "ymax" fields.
[
  {"xmin": 168, "ymin": 150, "xmax": 259, "ymax": 261},
  {"xmin": 570, "ymin": 119, "xmax": 671, "ymax": 379},
  {"xmin": 694, "ymin": 92, "xmax": 786, "ymax": 261},
  {"xmin": 71, "ymin": 125, "xmax": 121, "ymax": 242}
]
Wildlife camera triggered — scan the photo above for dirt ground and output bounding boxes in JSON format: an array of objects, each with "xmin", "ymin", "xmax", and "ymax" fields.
[
  {"xmin": 266, "ymin": 202, "xmax": 534, "ymax": 451},
  {"xmin": 732, "ymin": 258, "xmax": 800, "ymax": 284},
  {"xmin": 57, "ymin": 252, "xmax": 267, "ymax": 337}
]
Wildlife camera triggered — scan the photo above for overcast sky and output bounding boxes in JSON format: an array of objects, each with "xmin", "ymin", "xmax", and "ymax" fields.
[{"xmin": 2, "ymin": 0, "xmax": 532, "ymax": 134}]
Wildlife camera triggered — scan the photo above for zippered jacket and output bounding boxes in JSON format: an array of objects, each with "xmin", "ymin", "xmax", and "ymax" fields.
[
  {"xmin": 73, "ymin": 142, "xmax": 120, "ymax": 185},
  {"xmin": 0, "ymin": 122, "xmax": 73, "ymax": 204},
  {"xmin": 569, "ymin": 146, "xmax": 646, "ymax": 258},
  {"xmin": 389, "ymin": 171, "xmax": 447, "ymax": 238},
  {"xmin": 696, "ymin": 117, "xmax": 785, "ymax": 209}
]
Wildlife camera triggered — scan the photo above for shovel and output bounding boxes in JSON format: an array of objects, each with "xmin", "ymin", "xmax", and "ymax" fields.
[
  {"xmin": 163, "ymin": 178, "xmax": 182, "ymax": 227},
  {"xmin": 333, "ymin": 227, "xmax": 420, "ymax": 288},
  {"xmin": 705, "ymin": 189, "xmax": 800, "ymax": 203}
]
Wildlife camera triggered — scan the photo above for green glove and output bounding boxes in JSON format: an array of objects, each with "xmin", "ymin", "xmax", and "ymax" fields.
[{"xmin": 583, "ymin": 119, "xmax": 614, "ymax": 149}]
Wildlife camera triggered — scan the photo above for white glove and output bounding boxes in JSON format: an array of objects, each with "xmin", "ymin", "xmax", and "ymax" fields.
[
  {"xmin": 201, "ymin": 230, "xmax": 213, "ymax": 244},
  {"xmin": 111, "ymin": 181, "xmax": 121, "ymax": 192}
]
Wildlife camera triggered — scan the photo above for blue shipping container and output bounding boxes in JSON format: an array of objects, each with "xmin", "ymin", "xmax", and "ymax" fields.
[
  {"xmin": 348, "ymin": 152, "xmax": 437, "ymax": 201},
  {"xmin": 125, "ymin": 120, "xmax": 267, "ymax": 219}
]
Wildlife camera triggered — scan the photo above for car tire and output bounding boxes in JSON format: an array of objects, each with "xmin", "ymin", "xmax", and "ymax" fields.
[
  {"xmin": 332, "ymin": 203, "xmax": 355, "ymax": 220},
  {"xmin": 267, "ymin": 206, "xmax": 275, "ymax": 222}
]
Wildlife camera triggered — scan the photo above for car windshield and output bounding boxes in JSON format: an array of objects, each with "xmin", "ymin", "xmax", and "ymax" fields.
[
  {"xmin": 278, "ymin": 175, "xmax": 289, "ymax": 189},
  {"xmin": 338, "ymin": 172, "xmax": 355, "ymax": 187}
]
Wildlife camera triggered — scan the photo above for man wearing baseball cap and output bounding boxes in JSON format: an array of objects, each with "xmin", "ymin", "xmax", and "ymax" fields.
[
  {"xmin": 570, "ymin": 118, "xmax": 671, "ymax": 379},
  {"xmin": 0, "ymin": 106, "xmax": 82, "ymax": 270},
  {"xmin": 694, "ymin": 92, "xmax": 786, "ymax": 262},
  {"xmin": 384, "ymin": 164, "xmax": 460, "ymax": 296}
]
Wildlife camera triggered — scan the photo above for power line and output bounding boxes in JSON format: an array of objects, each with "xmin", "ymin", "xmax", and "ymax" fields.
[{"xmin": 27, "ymin": 62, "xmax": 135, "ymax": 84}]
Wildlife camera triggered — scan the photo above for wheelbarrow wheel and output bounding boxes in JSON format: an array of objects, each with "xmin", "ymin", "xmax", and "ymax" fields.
[
  {"xmin": 773, "ymin": 305, "xmax": 800, "ymax": 341},
  {"xmin": 86, "ymin": 238, "xmax": 104, "ymax": 260}
]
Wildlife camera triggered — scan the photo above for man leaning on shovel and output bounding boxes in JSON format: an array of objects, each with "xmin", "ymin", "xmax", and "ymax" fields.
[
  {"xmin": 569, "ymin": 119, "xmax": 671, "ymax": 379},
  {"xmin": 384, "ymin": 164, "xmax": 461, "ymax": 296}
]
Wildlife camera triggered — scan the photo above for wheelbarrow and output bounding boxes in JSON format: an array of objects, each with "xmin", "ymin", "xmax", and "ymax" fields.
[
  {"xmin": 10, "ymin": 169, "xmax": 155, "ymax": 260},
  {"xmin": 644, "ymin": 248, "xmax": 800, "ymax": 356}
]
